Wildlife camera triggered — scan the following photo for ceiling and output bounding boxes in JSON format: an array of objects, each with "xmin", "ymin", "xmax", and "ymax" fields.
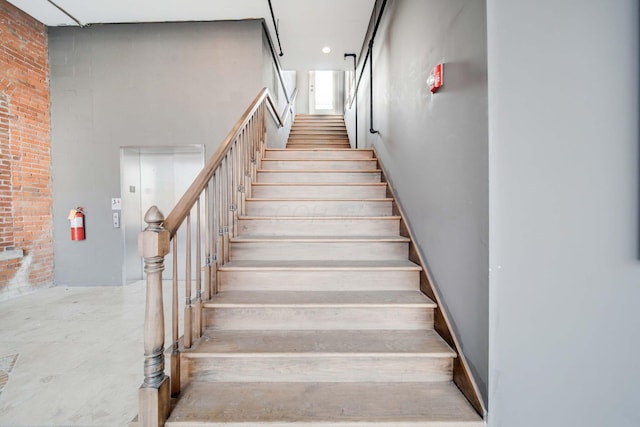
[{"xmin": 6, "ymin": 0, "xmax": 375, "ymax": 71}]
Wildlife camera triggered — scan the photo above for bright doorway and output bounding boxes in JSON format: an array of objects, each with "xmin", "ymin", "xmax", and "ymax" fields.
[{"xmin": 309, "ymin": 70, "xmax": 344, "ymax": 115}]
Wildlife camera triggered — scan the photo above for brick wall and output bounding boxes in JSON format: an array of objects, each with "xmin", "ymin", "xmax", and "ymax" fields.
[{"xmin": 0, "ymin": 0, "xmax": 52, "ymax": 298}]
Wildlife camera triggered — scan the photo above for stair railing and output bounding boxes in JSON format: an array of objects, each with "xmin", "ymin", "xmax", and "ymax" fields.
[{"xmin": 137, "ymin": 87, "xmax": 295, "ymax": 427}]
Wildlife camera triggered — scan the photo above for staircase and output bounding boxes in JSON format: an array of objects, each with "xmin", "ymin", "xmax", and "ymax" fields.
[
  {"xmin": 285, "ymin": 114, "xmax": 351, "ymax": 149},
  {"xmin": 164, "ymin": 114, "xmax": 484, "ymax": 426}
]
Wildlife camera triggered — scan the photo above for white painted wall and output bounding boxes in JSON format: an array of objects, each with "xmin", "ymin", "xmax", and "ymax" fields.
[
  {"xmin": 487, "ymin": 1, "xmax": 640, "ymax": 426},
  {"xmin": 295, "ymin": 71, "xmax": 310, "ymax": 114}
]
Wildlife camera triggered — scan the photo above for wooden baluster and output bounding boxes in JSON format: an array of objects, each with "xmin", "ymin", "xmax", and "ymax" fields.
[
  {"xmin": 238, "ymin": 132, "xmax": 245, "ymax": 216},
  {"xmin": 255, "ymin": 112, "xmax": 260, "ymax": 178},
  {"xmin": 235, "ymin": 139, "xmax": 241, "ymax": 231},
  {"xmin": 231, "ymin": 144, "xmax": 238, "ymax": 237},
  {"xmin": 244, "ymin": 128, "xmax": 250, "ymax": 208},
  {"xmin": 220, "ymin": 158, "xmax": 225, "ymax": 265},
  {"xmin": 226, "ymin": 154, "xmax": 233, "ymax": 261},
  {"xmin": 256, "ymin": 107, "xmax": 262, "ymax": 171},
  {"xmin": 215, "ymin": 169, "xmax": 224, "ymax": 270},
  {"xmin": 203, "ymin": 184, "xmax": 211, "ymax": 301},
  {"xmin": 138, "ymin": 206, "xmax": 170, "ymax": 427},
  {"xmin": 244, "ymin": 123, "xmax": 252, "ymax": 200},
  {"xmin": 213, "ymin": 172, "xmax": 221, "ymax": 294},
  {"xmin": 241, "ymin": 129, "xmax": 248, "ymax": 213},
  {"xmin": 194, "ymin": 198, "xmax": 202, "ymax": 339},
  {"xmin": 170, "ymin": 237, "xmax": 180, "ymax": 397},
  {"xmin": 184, "ymin": 212, "xmax": 192, "ymax": 349},
  {"xmin": 258, "ymin": 103, "xmax": 265, "ymax": 169},
  {"xmin": 221, "ymin": 157, "xmax": 229, "ymax": 265},
  {"xmin": 263, "ymin": 102, "xmax": 268, "ymax": 154},
  {"xmin": 247, "ymin": 120, "xmax": 254, "ymax": 198}
]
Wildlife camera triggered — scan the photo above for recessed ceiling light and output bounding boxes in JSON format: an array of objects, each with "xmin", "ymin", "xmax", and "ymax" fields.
[{"xmin": 322, "ymin": 46, "xmax": 331, "ymax": 54}]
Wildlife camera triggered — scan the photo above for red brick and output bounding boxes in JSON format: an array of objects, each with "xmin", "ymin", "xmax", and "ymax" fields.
[{"xmin": 0, "ymin": 0, "xmax": 51, "ymax": 291}]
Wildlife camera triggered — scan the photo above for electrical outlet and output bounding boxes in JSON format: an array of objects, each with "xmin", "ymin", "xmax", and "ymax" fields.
[{"xmin": 112, "ymin": 212, "xmax": 120, "ymax": 228}]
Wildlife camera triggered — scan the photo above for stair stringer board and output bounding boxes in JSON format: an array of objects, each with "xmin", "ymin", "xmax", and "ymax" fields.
[{"xmin": 372, "ymin": 146, "xmax": 486, "ymax": 419}]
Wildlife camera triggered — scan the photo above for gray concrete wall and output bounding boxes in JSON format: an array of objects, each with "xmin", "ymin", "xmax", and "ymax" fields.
[
  {"xmin": 49, "ymin": 20, "xmax": 266, "ymax": 286},
  {"xmin": 262, "ymin": 31, "xmax": 296, "ymax": 149},
  {"xmin": 487, "ymin": 1, "xmax": 640, "ymax": 426},
  {"xmin": 345, "ymin": 0, "xmax": 489, "ymax": 401}
]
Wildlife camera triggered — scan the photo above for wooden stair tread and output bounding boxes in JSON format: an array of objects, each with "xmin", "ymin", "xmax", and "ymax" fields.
[
  {"xmin": 286, "ymin": 144, "xmax": 351, "ymax": 147},
  {"xmin": 231, "ymin": 235, "xmax": 410, "ymax": 243},
  {"xmin": 166, "ymin": 382, "xmax": 483, "ymax": 426},
  {"xmin": 238, "ymin": 215, "xmax": 400, "ymax": 220},
  {"xmin": 218, "ymin": 259, "xmax": 421, "ymax": 271},
  {"xmin": 156, "ymin": 116, "xmax": 484, "ymax": 424},
  {"xmin": 257, "ymin": 169, "xmax": 381, "ymax": 173},
  {"xmin": 184, "ymin": 329, "xmax": 455, "ymax": 357},
  {"xmin": 252, "ymin": 182, "xmax": 386, "ymax": 186},
  {"xmin": 203, "ymin": 291, "xmax": 435, "ymax": 308},
  {"xmin": 246, "ymin": 197, "xmax": 392, "ymax": 201},
  {"xmin": 266, "ymin": 148, "xmax": 369, "ymax": 152},
  {"xmin": 290, "ymin": 130, "xmax": 348, "ymax": 132},
  {"xmin": 286, "ymin": 145, "xmax": 352, "ymax": 148},
  {"xmin": 287, "ymin": 140, "xmax": 350, "ymax": 142},
  {"xmin": 261, "ymin": 159, "xmax": 372, "ymax": 163},
  {"xmin": 289, "ymin": 128, "xmax": 347, "ymax": 131},
  {"xmin": 291, "ymin": 120, "xmax": 346, "ymax": 122}
]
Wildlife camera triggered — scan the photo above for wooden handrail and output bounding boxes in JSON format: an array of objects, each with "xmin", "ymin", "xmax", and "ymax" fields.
[
  {"xmin": 163, "ymin": 87, "xmax": 290, "ymax": 236},
  {"xmin": 138, "ymin": 85, "xmax": 296, "ymax": 426}
]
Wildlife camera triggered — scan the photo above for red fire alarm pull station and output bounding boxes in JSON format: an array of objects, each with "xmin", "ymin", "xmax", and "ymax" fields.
[{"xmin": 427, "ymin": 63, "xmax": 444, "ymax": 93}]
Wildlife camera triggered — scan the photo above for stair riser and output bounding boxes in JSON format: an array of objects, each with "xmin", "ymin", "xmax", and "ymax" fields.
[
  {"xmin": 218, "ymin": 270, "xmax": 420, "ymax": 291},
  {"xmin": 290, "ymin": 129, "xmax": 348, "ymax": 133},
  {"xmin": 264, "ymin": 150, "xmax": 373, "ymax": 160},
  {"xmin": 184, "ymin": 357, "xmax": 452, "ymax": 383},
  {"xmin": 257, "ymin": 171, "xmax": 381, "ymax": 184},
  {"xmin": 288, "ymin": 137, "xmax": 350, "ymax": 142},
  {"xmin": 286, "ymin": 143, "xmax": 352, "ymax": 149},
  {"xmin": 261, "ymin": 160, "xmax": 377, "ymax": 171},
  {"xmin": 287, "ymin": 137, "xmax": 349, "ymax": 141},
  {"xmin": 230, "ymin": 242, "xmax": 408, "ymax": 261},
  {"xmin": 291, "ymin": 127, "xmax": 345, "ymax": 130},
  {"xmin": 251, "ymin": 185, "xmax": 387, "ymax": 199},
  {"xmin": 294, "ymin": 117, "xmax": 344, "ymax": 120},
  {"xmin": 238, "ymin": 218, "xmax": 399, "ymax": 236},
  {"xmin": 245, "ymin": 200, "xmax": 392, "ymax": 216},
  {"xmin": 205, "ymin": 307, "xmax": 434, "ymax": 330},
  {"xmin": 289, "ymin": 135, "xmax": 349, "ymax": 139},
  {"xmin": 294, "ymin": 119, "xmax": 344, "ymax": 123},
  {"xmin": 290, "ymin": 129, "xmax": 345, "ymax": 132},
  {"xmin": 294, "ymin": 118, "xmax": 344, "ymax": 121},
  {"xmin": 289, "ymin": 127, "xmax": 346, "ymax": 131}
]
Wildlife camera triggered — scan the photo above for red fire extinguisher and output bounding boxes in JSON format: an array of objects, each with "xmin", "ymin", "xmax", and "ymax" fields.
[{"xmin": 69, "ymin": 207, "xmax": 85, "ymax": 241}]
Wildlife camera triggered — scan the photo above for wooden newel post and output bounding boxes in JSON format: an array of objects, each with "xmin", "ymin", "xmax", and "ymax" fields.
[{"xmin": 138, "ymin": 206, "xmax": 171, "ymax": 427}]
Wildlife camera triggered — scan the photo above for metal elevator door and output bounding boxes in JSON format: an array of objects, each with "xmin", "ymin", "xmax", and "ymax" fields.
[{"xmin": 121, "ymin": 146, "xmax": 204, "ymax": 285}]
